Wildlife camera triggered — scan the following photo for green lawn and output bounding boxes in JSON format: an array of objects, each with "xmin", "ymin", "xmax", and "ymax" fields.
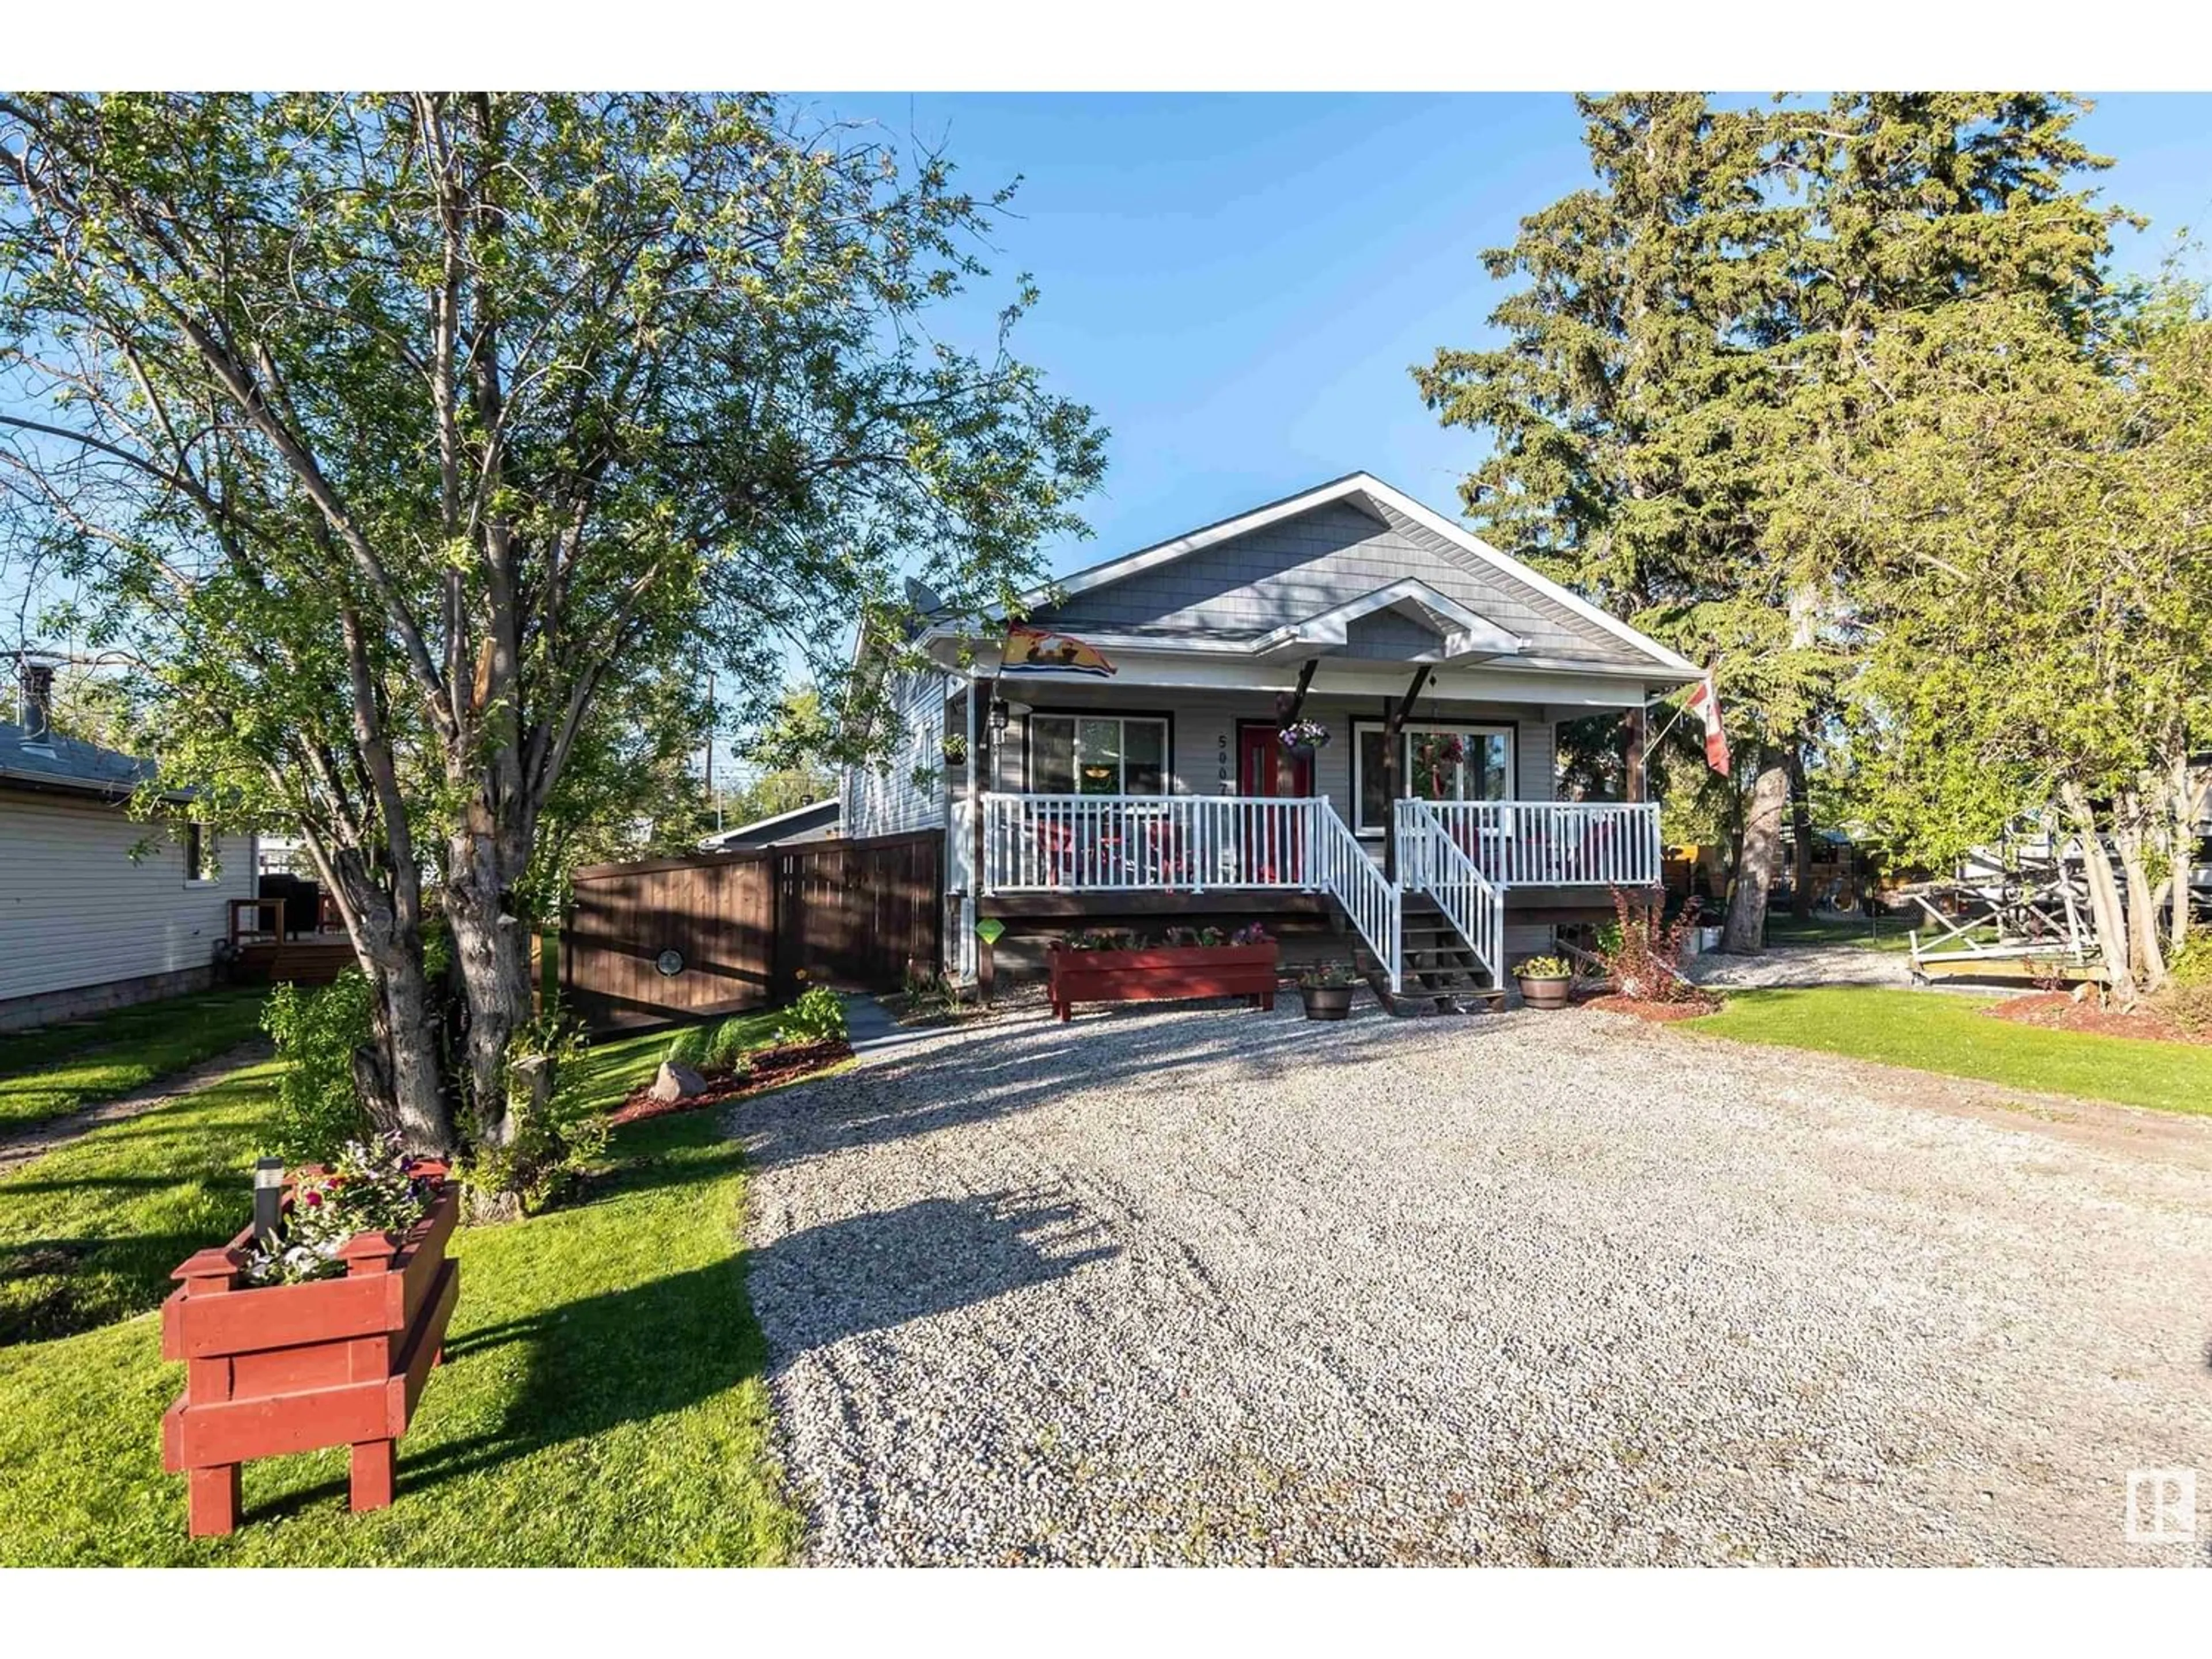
[
  {"xmin": 0, "ymin": 1022, "xmax": 805, "ymax": 1566},
  {"xmin": 1683, "ymin": 986, "xmax": 2212, "ymax": 1116},
  {"xmin": 0, "ymin": 1056, "xmax": 293, "ymax": 1345},
  {"xmin": 0, "ymin": 989, "xmax": 270, "ymax": 1132},
  {"xmin": 1760, "ymin": 915, "xmax": 1916, "ymax": 954}
]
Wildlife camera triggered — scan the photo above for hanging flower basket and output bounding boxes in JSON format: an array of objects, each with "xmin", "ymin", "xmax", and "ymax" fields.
[{"xmin": 1277, "ymin": 718, "xmax": 1330, "ymax": 755}]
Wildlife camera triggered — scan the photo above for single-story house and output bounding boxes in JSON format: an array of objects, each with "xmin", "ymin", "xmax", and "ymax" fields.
[
  {"xmin": 698, "ymin": 797, "xmax": 841, "ymax": 851},
  {"xmin": 0, "ymin": 666, "xmax": 257, "ymax": 1031},
  {"xmin": 842, "ymin": 472, "xmax": 1701, "ymax": 1008}
]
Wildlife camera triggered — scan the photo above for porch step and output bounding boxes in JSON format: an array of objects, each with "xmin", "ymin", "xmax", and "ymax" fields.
[{"xmin": 1341, "ymin": 896, "xmax": 1499, "ymax": 1017}]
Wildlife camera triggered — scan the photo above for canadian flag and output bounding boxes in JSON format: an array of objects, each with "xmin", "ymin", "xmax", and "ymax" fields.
[{"xmin": 1684, "ymin": 676, "xmax": 1731, "ymax": 777}]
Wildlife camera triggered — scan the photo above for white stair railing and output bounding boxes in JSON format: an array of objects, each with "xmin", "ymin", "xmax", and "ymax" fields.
[
  {"xmin": 1394, "ymin": 798, "xmax": 1503, "ymax": 988},
  {"xmin": 1304, "ymin": 798, "xmax": 1400, "ymax": 992}
]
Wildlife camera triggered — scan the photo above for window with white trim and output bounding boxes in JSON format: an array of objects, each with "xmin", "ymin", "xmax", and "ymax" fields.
[
  {"xmin": 184, "ymin": 821, "xmax": 219, "ymax": 884},
  {"xmin": 1351, "ymin": 721, "xmax": 1514, "ymax": 835},
  {"xmin": 1029, "ymin": 714, "xmax": 1168, "ymax": 796}
]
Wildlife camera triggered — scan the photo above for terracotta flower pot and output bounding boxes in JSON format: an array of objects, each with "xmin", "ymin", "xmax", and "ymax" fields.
[
  {"xmin": 1517, "ymin": 974, "xmax": 1573, "ymax": 1009},
  {"xmin": 1300, "ymin": 983, "xmax": 1355, "ymax": 1020}
]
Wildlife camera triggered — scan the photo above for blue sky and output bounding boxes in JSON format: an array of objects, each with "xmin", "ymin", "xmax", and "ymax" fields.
[{"xmin": 804, "ymin": 91, "xmax": 2212, "ymax": 577}]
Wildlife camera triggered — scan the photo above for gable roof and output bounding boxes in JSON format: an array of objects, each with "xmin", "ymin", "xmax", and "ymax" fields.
[
  {"xmin": 1014, "ymin": 472, "xmax": 1700, "ymax": 680},
  {"xmin": 0, "ymin": 719, "xmax": 185, "ymax": 801}
]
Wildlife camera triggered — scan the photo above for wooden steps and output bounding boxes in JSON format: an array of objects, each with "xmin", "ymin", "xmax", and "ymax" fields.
[{"xmin": 1346, "ymin": 895, "xmax": 1502, "ymax": 1016}]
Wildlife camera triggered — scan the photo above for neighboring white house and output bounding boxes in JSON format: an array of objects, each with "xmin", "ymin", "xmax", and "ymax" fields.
[
  {"xmin": 840, "ymin": 471, "xmax": 1702, "ymax": 1006},
  {"xmin": 0, "ymin": 669, "xmax": 256, "ymax": 1031}
]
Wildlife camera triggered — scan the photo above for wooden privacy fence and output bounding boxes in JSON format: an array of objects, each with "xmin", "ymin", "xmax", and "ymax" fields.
[{"xmin": 562, "ymin": 830, "xmax": 942, "ymax": 1029}]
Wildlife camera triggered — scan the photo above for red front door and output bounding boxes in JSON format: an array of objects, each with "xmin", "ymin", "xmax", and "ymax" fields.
[
  {"xmin": 1238, "ymin": 724, "xmax": 1313, "ymax": 798},
  {"xmin": 1237, "ymin": 723, "xmax": 1312, "ymax": 884}
]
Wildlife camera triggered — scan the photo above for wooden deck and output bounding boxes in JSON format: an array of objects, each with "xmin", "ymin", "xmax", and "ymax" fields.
[{"xmin": 234, "ymin": 934, "xmax": 353, "ymax": 986}]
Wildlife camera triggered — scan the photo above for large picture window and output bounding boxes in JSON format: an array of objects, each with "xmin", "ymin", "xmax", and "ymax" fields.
[
  {"xmin": 1029, "ymin": 714, "xmax": 1169, "ymax": 796},
  {"xmin": 1351, "ymin": 721, "xmax": 1514, "ymax": 835}
]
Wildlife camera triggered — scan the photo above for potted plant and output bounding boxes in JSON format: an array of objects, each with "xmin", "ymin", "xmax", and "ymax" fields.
[
  {"xmin": 1048, "ymin": 924, "xmax": 1279, "ymax": 1021},
  {"xmin": 160, "ymin": 1135, "xmax": 460, "ymax": 1536},
  {"xmin": 1513, "ymin": 953, "xmax": 1575, "ymax": 1010},
  {"xmin": 941, "ymin": 733, "xmax": 970, "ymax": 766},
  {"xmin": 1277, "ymin": 717, "xmax": 1330, "ymax": 755},
  {"xmin": 1297, "ymin": 960, "xmax": 1361, "ymax": 1020}
]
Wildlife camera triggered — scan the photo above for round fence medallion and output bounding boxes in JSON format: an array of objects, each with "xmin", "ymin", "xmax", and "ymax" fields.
[{"xmin": 655, "ymin": 948, "xmax": 684, "ymax": 978}]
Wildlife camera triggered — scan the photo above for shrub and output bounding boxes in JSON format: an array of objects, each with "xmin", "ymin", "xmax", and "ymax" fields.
[
  {"xmin": 1596, "ymin": 887, "xmax": 1706, "ymax": 1003},
  {"xmin": 776, "ymin": 986, "xmax": 847, "ymax": 1047},
  {"xmin": 706, "ymin": 1015, "xmax": 762, "ymax": 1071},
  {"xmin": 464, "ymin": 1013, "xmax": 606, "ymax": 1217},
  {"xmin": 664, "ymin": 1025, "xmax": 711, "ymax": 1069},
  {"xmin": 262, "ymin": 969, "xmax": 376, "ymax": 1162},
  {"xmin": 2160, "ymin": 933, "xmax": 2212, "ymax": 1033}
]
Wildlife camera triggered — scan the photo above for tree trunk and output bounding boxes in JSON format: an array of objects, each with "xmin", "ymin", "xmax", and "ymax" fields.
[
  {"xmin": 300, "ymin": 833, "xmax": 454, "ymax": 1156},
  {"xmin": 2059, "ymin": 781, "xmax": 2138, "ymax": 1005},
  {"xmin": 2116, "ymin": 782, "xmax": 2167, "ymax": 994},
  {"xmin": 1722, "ymin": 750, "xmax": 1788, "ymax": 953},
  {"xmin": 445, "ymin": 821, "xmax": 533, "ymax": 1150},
  {"xmin": 1788, "ymin": 742, "xmax": 1814, "ymax": 918},
  {"xmin": 351, "ymin": 955, "xmax": 453, "ymax": 1155},
  {"xmin": 2176, "ymin": 752, "xmax": 2204, "ymax": 957}
]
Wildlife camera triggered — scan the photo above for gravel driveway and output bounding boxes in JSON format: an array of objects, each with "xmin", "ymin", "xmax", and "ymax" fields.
[{"xmin": 737, "ymin": 999, "xmax": 2212, "ymax": 1566}]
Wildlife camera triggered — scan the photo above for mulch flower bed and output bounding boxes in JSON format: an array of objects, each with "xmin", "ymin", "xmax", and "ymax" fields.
[
  {"xmin": 1982, "ymin": 992, "xmax": 2206, "ymax": 1046},
  {"xmin": 609, "ymin": 1039, "xmax": 851, "ymax": 1127},
  {"xmin": 1581, "ymin": 993, "xmax": 1721, "ymax": 1022}
]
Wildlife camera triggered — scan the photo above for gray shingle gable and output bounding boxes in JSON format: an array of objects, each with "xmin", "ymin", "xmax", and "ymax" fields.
[{"xmin": 1035, "ymin": 499, "xmax": 1651, "ymax": 667}]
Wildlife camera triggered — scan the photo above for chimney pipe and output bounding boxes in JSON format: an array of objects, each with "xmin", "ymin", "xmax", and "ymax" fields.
[{"xmin": 19, "ymin": 663, "xmax": 54, "ymax": 749}]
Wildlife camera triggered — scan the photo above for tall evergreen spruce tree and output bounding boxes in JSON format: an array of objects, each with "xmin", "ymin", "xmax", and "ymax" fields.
[{"xmin": 1419, "ymin": 92, "xmax": 2125, "ymax": 951}]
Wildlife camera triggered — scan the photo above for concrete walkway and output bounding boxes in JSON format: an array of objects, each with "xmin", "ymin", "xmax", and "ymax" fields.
[{"xmin": 0, "ymin": 1039, "xmax": 272, "ymax": 1175}]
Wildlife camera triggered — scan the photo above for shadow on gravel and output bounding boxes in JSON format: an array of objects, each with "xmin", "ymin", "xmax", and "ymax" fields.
[
  {"xmin": 747, "ymin": 1187, "xmax": 1119, "ymax": 1357},
  {"xmin": 722, "ymin": 1001, "xmax": 1524, "ymax": 1178}
]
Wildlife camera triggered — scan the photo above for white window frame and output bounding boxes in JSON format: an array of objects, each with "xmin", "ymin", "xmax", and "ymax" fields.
[
  {"xmin": 1350, "ymin": 719, "xmax": 1516, "ymax": 838},
  {"xmin": 183, "ymin": 821, "xmax": 221, "ymax": 886},
  {"xmin": 1027, "ymin": 712, "xmax": 1171, "ymax": 797}
]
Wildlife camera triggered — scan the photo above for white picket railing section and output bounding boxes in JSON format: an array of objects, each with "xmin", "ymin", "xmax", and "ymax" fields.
[
  {"xmin": 979, "ymin": 793, "xmax": 1320, "ymax": 893},
  {"xmin": 1393, "ymin": 798, "xmax": 1503, "ymax": 988},
  {"xmin": 1423, "ymin": 801, "xmax": 1662, "ymax": 889},
  {"xmin": 973, "ymin": 793, "xmax": 1657, "ymax": 995},
  {"xmin": 978, "ymin": 792, "xmax": 1401, "ymax": 988}
]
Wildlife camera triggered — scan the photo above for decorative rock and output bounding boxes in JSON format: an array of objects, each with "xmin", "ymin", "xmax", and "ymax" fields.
[{"xmin": 650, "ymin": 1060, "xmax": 709, "ymax": 1103}]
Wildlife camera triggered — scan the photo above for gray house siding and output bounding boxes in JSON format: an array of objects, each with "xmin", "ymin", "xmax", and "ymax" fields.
[
  {"xmin": 0, "ymin": 789, "xmax": 256, "ymax": 1027},
  {"xmin": 844, "ymin": 668, "xmax": 950, "ymax": 838},
  {"xmin": 986, "ymin": 684, "xmax": 1557, "ymax": 819},
  {"xmin": 1033, "ymin": 499, "xmax": 1649, "ymax": 668}
]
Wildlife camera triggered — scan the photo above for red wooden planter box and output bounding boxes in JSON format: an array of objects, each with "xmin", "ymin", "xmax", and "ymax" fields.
[
  {"xmin": 1048, "ymin": 942, "xmax": 1281, "ymax": 1021},
  {"xmin": 159, "ymin": 1167, "xmax": 461, "ymax": 1537}
]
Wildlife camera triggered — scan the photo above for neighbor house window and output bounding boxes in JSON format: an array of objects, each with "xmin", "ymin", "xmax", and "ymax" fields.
[
  {"xmin": 1351, "ymin": 721, "xmax": 1514, "ymax": 835},
  {"xmin": 1029, "ymin": 714, "xmax": 1168, "ymax": 796},
  {"xmin": 184, "ymin": 822, "xmax": 218, "ymax": 882}
]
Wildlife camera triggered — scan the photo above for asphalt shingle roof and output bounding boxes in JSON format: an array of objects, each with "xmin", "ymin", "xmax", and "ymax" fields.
[{"xmin": 0, "ymin": 719, "xmax": 179, "ymax": 800}]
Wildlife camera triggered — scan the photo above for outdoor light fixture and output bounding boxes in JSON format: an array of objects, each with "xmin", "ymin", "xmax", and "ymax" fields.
[
  {"xmin": 989, "ymin": 697, "xmax": 1010, "ymax": 735},
  {"xmin": 252, "ymin": 1156, "xmax": 285, "ymax": 1247}
]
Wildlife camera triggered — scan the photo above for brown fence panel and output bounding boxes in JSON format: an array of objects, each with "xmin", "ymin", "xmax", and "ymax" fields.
[{"xmin": 562, "ymin": 831, "xmax": 941, "ymax": 1029}]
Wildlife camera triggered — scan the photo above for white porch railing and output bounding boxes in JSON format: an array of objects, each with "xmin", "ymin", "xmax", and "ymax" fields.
[
  {"xmin": 978, "ymin": 792, "xmax": 1401, "ymax": 988},
  {"xmin": 1423, "ymin": 801, "xmax": 1662, "ymax": 889},
  {"xmin": 980, "ymin": 793, "xmax": 1323, "ymax": 893},
  {"xmin": 1394, "ymin": 798, "xmax": 1503, "ymax": 987}
]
